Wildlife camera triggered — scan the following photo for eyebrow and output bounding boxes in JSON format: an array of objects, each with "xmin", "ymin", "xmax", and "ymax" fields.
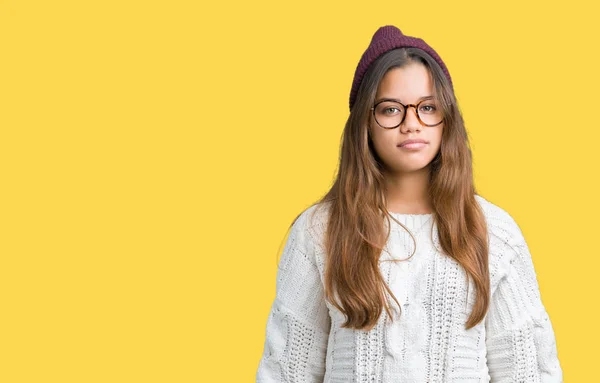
[{"xmin": 374, "ymin": 95, "xmax": 434, "ymax": 104}]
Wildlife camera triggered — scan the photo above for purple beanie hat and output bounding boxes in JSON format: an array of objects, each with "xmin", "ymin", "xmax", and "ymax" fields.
[{"xmin": 349, "ymin": 25, "xmax": 453, "ymax": 111}]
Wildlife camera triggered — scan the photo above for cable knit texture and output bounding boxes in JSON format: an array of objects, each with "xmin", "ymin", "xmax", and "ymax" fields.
[{"xmin": 256, "ymin": 195, "xmax": 563, "ymax": 382}]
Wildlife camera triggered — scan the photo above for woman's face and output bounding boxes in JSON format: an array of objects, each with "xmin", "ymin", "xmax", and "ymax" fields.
[{"xmin": 368, "ymin": 62, "xmax": 443, "ymax": 175}]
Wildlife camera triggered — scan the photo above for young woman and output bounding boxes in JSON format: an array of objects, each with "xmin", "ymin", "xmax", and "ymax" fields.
[{"xmin": 256, "ymin": 25, "xmax": 563, "ymax": 382}]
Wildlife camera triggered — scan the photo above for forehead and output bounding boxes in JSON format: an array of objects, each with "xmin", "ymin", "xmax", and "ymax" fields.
[{"xmin": 375, "ymin": 63, "xmax": 433, "ymax": 101}]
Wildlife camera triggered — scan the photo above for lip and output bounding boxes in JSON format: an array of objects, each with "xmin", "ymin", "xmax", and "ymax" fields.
[
  {"xmin": 398, "ymin": 139, "xmax": 429, "ymax": 147},
  {"xmin": 399, "ymin": 142, "xmax": 427, "ymax": 150}
]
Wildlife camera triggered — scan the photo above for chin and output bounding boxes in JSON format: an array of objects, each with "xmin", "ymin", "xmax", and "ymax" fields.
[
  {"xmin": 401, "ymin": 159, "xmax": 436, "ymax": 171},
  {"xmin": 388, "ymin": 165, "xmax": 426, "ymax": 174}
]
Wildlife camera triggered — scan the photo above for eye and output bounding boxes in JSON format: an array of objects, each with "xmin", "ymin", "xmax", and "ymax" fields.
[
  {"xmin": 377, "ymin": 103, "xmax": 403, "ymax": 115},
  {"xmin": 420, "ymin": 104, "xmax": 437, "ymax": 113}
]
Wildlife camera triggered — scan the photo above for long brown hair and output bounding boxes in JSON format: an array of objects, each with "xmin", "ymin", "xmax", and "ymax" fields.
[{"xmin": 290, "ymin": 47, "xmax": 489, "ymax": 331}]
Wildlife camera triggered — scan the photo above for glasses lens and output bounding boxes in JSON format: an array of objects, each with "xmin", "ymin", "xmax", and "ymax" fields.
[
  {"xmin": 417, "ymin": 101, "xmax": 443, "ymax": 126},
  {"xmin": 374, "ymin": 101, "xmax": 405, "ymax": 128}
]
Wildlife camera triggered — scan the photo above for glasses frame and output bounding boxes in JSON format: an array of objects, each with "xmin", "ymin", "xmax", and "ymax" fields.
[{"xmin": 370, "ymin": 98, "xmax": 444, "ymax": 129}]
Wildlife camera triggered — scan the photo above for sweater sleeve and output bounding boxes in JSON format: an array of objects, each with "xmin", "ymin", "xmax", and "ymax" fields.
[
  {"xmin": 485, "ymin": 220, "xmax": 563, "ymax": 382},
  {"xmin": 256, "ymin": 208, "xmax": 331, "ymax": 383}
]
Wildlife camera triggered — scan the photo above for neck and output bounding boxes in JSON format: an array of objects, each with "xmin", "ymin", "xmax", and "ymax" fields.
[{"xmin": 384, "ymin": 166, "xmax": 433, "ymax": 214}]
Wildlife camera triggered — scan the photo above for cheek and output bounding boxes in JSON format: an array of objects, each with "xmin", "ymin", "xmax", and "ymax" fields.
[
  {"xmin": 369, "ymin": 129, "xmax": 389, "ymax": 148},
  {"xmin": 432, "ymin": 127, "xmax": 443, "ymax": 149}
]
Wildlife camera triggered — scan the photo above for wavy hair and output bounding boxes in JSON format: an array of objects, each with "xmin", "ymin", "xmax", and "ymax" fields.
[{"xmin": 290, "ymin": 47, "xmax": 489, "ymax": 331}]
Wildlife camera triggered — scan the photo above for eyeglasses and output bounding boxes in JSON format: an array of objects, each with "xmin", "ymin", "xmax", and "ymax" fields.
[{"xmin": 370, "ymin": 98, "xmax": 444, "ymax": 129}]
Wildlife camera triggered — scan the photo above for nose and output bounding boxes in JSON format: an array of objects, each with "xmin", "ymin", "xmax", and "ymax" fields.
[{"xmin": 400, "ymin": 105, "xmax": 422, "ymax": 133}]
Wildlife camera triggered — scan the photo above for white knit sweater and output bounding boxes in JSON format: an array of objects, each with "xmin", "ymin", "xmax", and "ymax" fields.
[{"xmin": 256, "ymin": 195, "xmax": 563, "ymax": 382}]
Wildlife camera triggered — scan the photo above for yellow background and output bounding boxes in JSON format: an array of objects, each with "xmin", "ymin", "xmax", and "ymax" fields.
[{"xmin": 1, "ymin": 0, "xmax": 597, "ymax": 381}]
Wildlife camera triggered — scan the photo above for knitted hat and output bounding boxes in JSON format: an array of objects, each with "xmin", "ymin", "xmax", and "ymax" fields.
[{"xmin": 349, "ymin": 25, "xmax": 453, "ymax": 111}]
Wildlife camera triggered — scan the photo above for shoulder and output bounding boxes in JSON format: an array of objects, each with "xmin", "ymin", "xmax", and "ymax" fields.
[
  {"xmin": 295, "ymin": 201, "xmax": 331, "ymax": 245},
  {"xmin": 474, "ymin": 194, "xmax": 528, "ymax": 286},
  {"xmin": 288, "ymin": 201, "xmax": 332, "ymax": 268},
  {"xmin": 475, "ymin": 194, "xmax": 526, "ymax": 248}
]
